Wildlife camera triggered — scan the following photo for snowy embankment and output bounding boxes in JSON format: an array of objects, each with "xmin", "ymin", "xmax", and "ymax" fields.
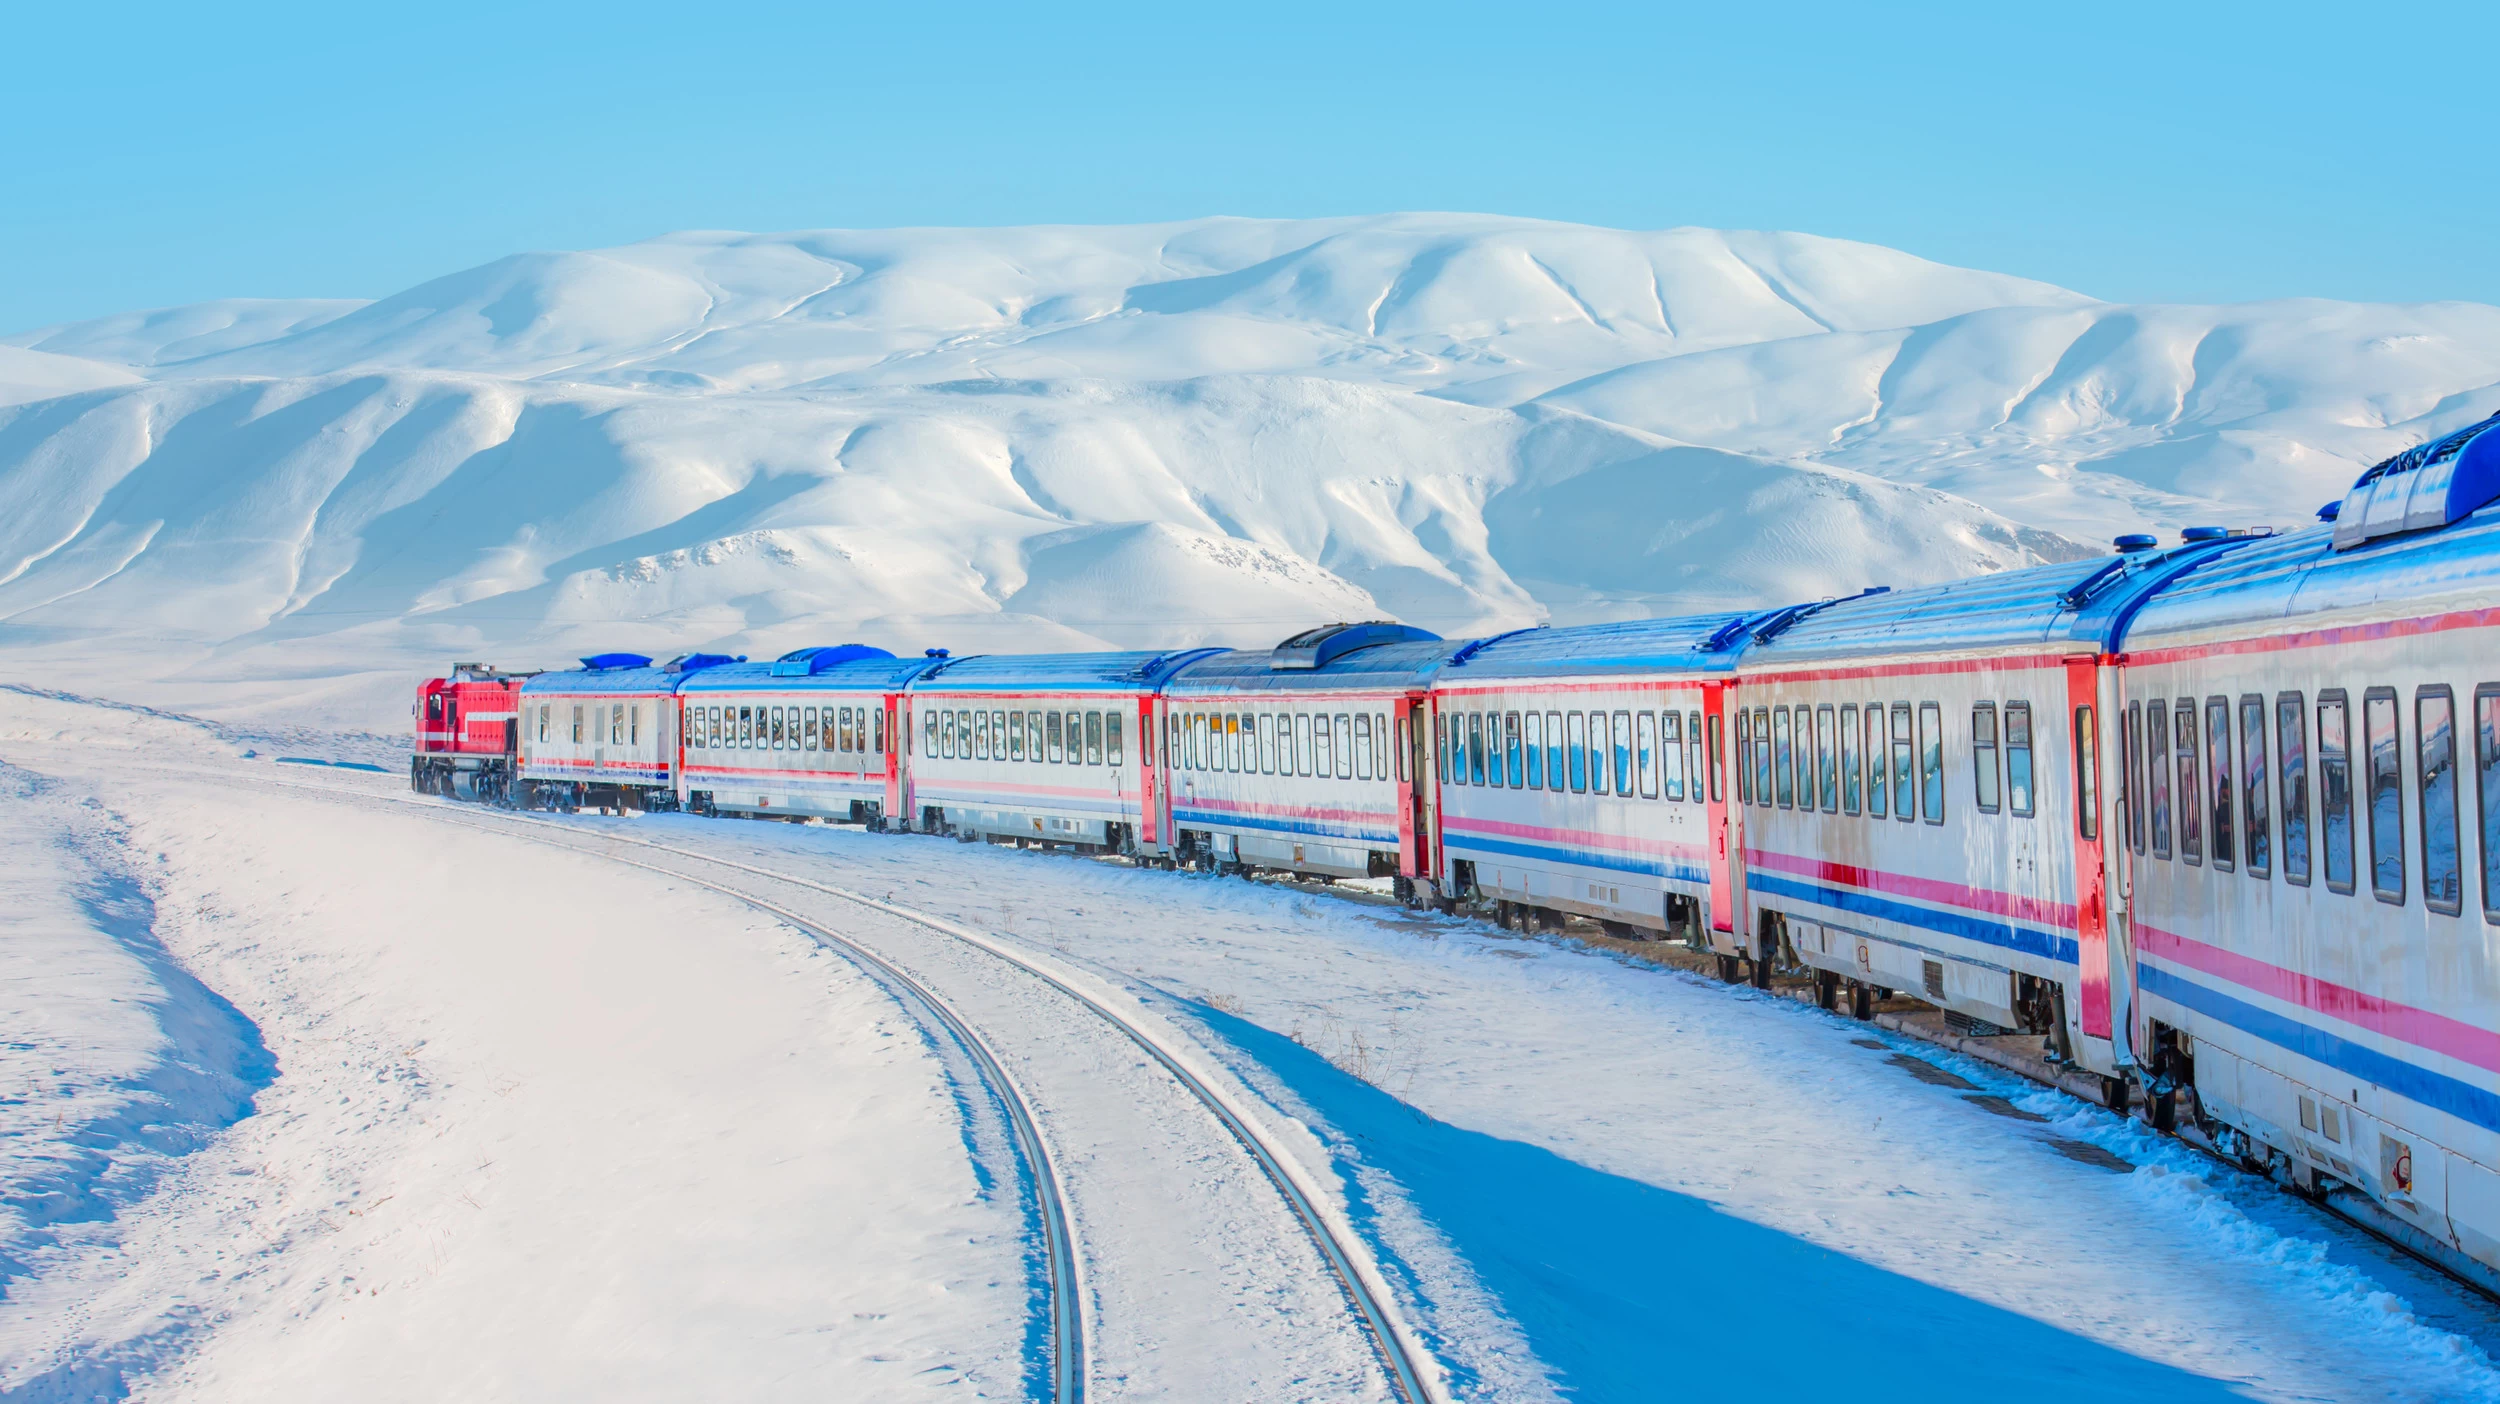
[
  {"xmin": 10, "ymin": 692, "xmax": 2500, "ymax": 1402},
  {"xmin": 3, "ymin": 216, "xmax": 2497, "ymax": 730},
  {"xmin": 0, "ymin": 694, "xmax": 1029, "ymax": 1400}
]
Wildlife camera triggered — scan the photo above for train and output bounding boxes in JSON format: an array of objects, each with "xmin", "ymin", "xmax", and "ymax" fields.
[{"xmin": 412, "ymin": 412, "xmax": 2500, "ymax": 1287}]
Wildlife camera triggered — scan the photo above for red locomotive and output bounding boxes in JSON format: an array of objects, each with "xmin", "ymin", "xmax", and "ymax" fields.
[{"xmin": 411, "ymin": 662, "xmax": 533, "ymax": 801}]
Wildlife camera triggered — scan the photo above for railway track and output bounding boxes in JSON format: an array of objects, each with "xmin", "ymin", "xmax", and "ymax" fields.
[{"xmin": 236, "ymin": 769, "xmax": 1442, "ymax": 1404}]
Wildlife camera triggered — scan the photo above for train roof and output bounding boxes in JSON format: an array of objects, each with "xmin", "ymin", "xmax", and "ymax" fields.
[
  {"xmin": 1427, "ymin": 613, "xmax": 1752, "ymax": 684},
  {"xmin": 518, "ymin": 652, "xmax": 738, "ymax": 697},
  {"xmin": 1736, "ymin": 538, "xmax": 2265, "ymax": 667},
  {"xmin": 2126, "ymin": 510, "xmax": 2500, "ymax": 643},
  {"xmin": 908, "ymin": 648, "xmax": 1230, "ymax": 695},
  {"xmin": 1164, "ymin": 634, "xmax": 1465, "ymax": 696},
  {"xmin": 677, "ymin": 646, "xmax": 946, "ymax": 694}
]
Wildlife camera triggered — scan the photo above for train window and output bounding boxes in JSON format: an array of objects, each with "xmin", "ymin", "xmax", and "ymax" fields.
[
  {"xmin": 760, "ymin": 705, "xmax": 774, "ymax": 750},
  {"xmin": 1378, "ymin": 714, "xmax": 1391, "ymax": 781},
  {"xmin": 1835, "ymin": 705, "xmax": 1859, "ymax": 814},
  {"xmin": 2240, "ymin": 696, "xmax": 2271, "ymax": 879},
  {"xmin": 1336, "ymin": 714, "xmax": 1355, "ymax": 779},
  {"xmin": 1756, "ymin": 708, "xmax": 1775, "ymax": 806},
  {"xmin": 1543, "ymin": 712, "xmax": 1563, "ymax": 792},
  {"xmin": 1295, "ymin": 712, "xmax": 1314, "ymax": 776},
  {"xmin": 1772, "ymin": 707, "xmax": 1795, "ymax": 808},
  {"xmin": 1353, "ymin": 714, "xmax": 1373, "ymax": 781},
  {"xmin": 1526, "ymin": 713, "xmax": 1546, "ymax": 789},
  {"xmin": 1108, "ymin": 710, "xmax": 1124, "ymax": 768},
  {"xmin": 2366, "ymin": 689, "xmax": 2404, "ymax": 903},
  {"xmin": 1483, "ymin": 713, "xmax": 1504, "ymax": 788},
  {"xmin": 2205, "ymin": 699, "xmax": 2235, "ymax": 872},
  {"xmin": 2419, "ymin": 687, "xmax": 2461, "ymax": 916},
  {"xmin": 1248, "ymin": 713, "xmax": 1266, "ymax": 774},
  {"xmin": 1699, "ymin": 713, "xmax": 1718, "ymax": 803},
  {"xmin": 1062, "ymin": 710, "xmax": 1080, "ymax": 764},
  {"xmin": 571, "ymin": 704, "xmax": 584, "ymax": 744},
  {"xmin": 1891, "ymin": 704, "xmax": 1916, "ymax": 824},
  {"xmin": 1563, "ymin": 711, "xmax": 1586, "ymax": 792},
  {"xmin": 2122, "ymin": 703, "xmax": 2143, "ymax": 853},
  {"xmin": 1045, "ymin": 710, "xmax": 1063, "ymax": 764},
  {"xmin": 632, "ymin": 704, "xmax": 642, "ymax": 747},
  {"xmin": 997, "ymin": 710, "xmax": 1012, "ymax": 763},
  {"xmin": 1740, "ymin": 709, "xmax": 1760, "ymax": 799},
  {"xmin": 538, "ymin": 704, "xmax": 550, "ymax": 742},
  {"xmin": 611, "ymin": 703, "xmax": 623, "ymax": 746},
  {"xmin": 2147, "ymin": 702, "xmax": 2172, "ymax": 857},
  {"xmin": 998, "ymin": 709, "xmax": 1016, "ymax": 761},
  {"xmin": 952, "ymin": 709, "xmax": 967, "ymax": 759},
  {"xmin": 1088, "ymin": 711, "xmax": 1105, "ymax": 766},
  {"xmin": 2270, "ymin": 694, "xmax": 2308, "ymax": 884},
  {"xmin": 1212, "ymin": 714, "xmax": 1229, "ymax": 772},
  {"xmin": 981, "ymin": 710, "xmax": 997, "ymax": 760},
  {"xmin": 1810, "ymin": 705, "xmax": 1832, "ymax": 812},
  {"xmin": 2173, "ymin": 702, "xmax": 2201, "ymax": 863},
  {"xmin": 1865, "ymin": 706, "xmax": 1888, "ymax": 818},
  {"xmin": 1655, "ymin": 712, "xmax": 1677, "ymax": 800},
  {"xmin": 1973, "ymin": 704, "xmax": 2002, "ymax": 815},
  {"xmin": 738, "ymin": 706, "xmax": 752, "ymax": 750},
  {"xmin": 799, "ymin": 706, "xmax": 814, "ymax": 752},
  {"xmin": 2070, "ymin": 705, "xmax": 2097, "ymax": 840},
  {"xmin": 1396, "ymin": 714, "xmax": 1411, "ymax": 782},
  {"xmin": 1611, "ymin": 711, "xmax": 1633, "ymax": 796},
  {"xmin": 1502, "ymin": 713, "xmax": 1520, "ymax": 787},
  {"xmin": 1576, "ymin": 712, "xmax": 1599, "ymax": 795},
  {"xmin": 1920, "ymin": 702, "xmax": 1947, "ymax": 825},
  {"xmin": 1311, "ymin": 712, "xmax": 1332, "ymax": 779},
  {"xmin": 2476, "ymin": 686, "xmax": 2500, "ymax": 922},
  {"xmin": 1459, "ymin": 712, "xmax": 1479, "ymax": 786}
]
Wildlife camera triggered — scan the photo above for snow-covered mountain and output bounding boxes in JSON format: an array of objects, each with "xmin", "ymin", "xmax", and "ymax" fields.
[{"xmin": 5, "ymin": 214, "xmax": 2497, "ymax": 725}]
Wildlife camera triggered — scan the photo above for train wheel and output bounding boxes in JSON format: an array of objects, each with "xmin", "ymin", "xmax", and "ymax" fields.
[
  {"xmin": 1815, "ymin": 970, "xmax": 1839, "ymax": 1010},
  {"xmin": 1849, "ymin": 980, "xmax": 1873, "ymax": 1020},
  {"xmin": 1749, "ymin": 954, "xmax": 1771, "ymax": 990},
  {"xmin": 1715, "ymin": 953, "xmax": 1739, "ymax": 984}
]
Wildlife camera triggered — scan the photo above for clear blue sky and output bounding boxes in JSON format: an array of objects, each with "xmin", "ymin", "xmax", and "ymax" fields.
[{"xmin": 6, "ymin": 1, "xmax": 2492, "ymax": 332}]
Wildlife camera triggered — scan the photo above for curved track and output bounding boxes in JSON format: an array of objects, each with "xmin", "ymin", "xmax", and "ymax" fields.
[{"xmin": 252, "ymin": 774, "xmax": 1440, "ymax": 1404}]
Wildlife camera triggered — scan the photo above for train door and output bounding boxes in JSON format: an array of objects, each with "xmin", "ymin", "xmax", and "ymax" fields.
[
  {"xmin": 1394, "ymin": 695, "xmax": 1422, "ymax": 876},
  {"xmin": 2065, "ymin": 658, "xmax": 2114, "ymax": 1043},
  {"xmin": 884, "ymin": 695, "xmax": 904, "ymax": 820},
  {"xmin": 1704, "ymin": 681, "xmax": 1738, "ymax": 934}
]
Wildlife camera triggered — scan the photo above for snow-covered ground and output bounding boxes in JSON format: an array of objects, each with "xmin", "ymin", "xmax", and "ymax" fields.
[
  {"xmin": 2, "ymin": 215, "xmax": 2496, "ymax": 729},
  {"xmin": 10, "ymin": 688, "xmax": 2500, "ymax": 1402}
]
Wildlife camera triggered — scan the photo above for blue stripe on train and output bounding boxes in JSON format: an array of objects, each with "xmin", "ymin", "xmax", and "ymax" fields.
[
  {"xmin": 1747, "ymin": 872, "xmax": 2078, "ymax": 965},
  {"xmin": 1171, "ymin": 809, "xmax": 1397, "ymax": 846},
  {"xmin": 1442, "ymin": 831, "xmax": 1707, "ymax": 885},
  {"xmin": 2140, "ymin": 962, "xmax": 2500, "ymax": 1136}
]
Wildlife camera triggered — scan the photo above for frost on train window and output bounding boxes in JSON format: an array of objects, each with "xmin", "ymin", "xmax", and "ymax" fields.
[
  {"xmin": 2476, "ymin": 686, "xmax": 2500, "ymax": 922},
  {"xmin": 1525, "ymin": 713, "xmax": 1546, "ymax": 790},
  {"xmin": 2366, "ymin": 689, "xmax": 2405, "ymax": 905},
  {"xmin": 1503, "ymin": 713, "xmax": 1521, "ymax": 788},
  {"xmin": 1865, "ymin": 707, "xmax": 1887, "ymax": 818},
  {"xmin": 2419, "ymin": 688, "xmax": 2461, "ymax": 915},
  {"xmin": 1567, "ymin": 712, "xmax": 1589, "ymax": 793},
  {"xmin": 1549, "ymin": 711, "xmax": 1568, "ymax": 792}
]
